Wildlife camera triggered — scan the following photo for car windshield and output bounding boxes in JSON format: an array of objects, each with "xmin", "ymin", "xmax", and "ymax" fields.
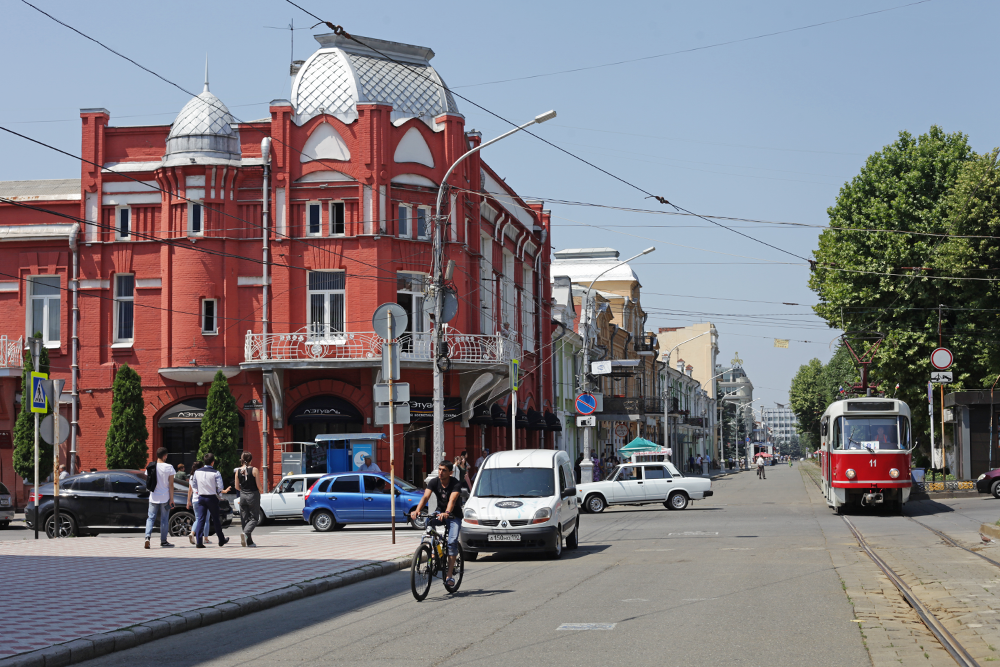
[
  {"xmin": 474, "ymin": 467, "xmax": 555, "ymax": 498},
  {"xmin": 0, "ymin": 482, "xmax": 9, "ymax": 494}
]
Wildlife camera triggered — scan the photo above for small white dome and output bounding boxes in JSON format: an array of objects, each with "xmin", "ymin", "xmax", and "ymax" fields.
[
  {"xmin": 291, "ymin": 33, "xmax": 460, "ymax": 130},
  {"xmin": 164, "ymin": 76, "xmax": 241, "ymax": 167}
]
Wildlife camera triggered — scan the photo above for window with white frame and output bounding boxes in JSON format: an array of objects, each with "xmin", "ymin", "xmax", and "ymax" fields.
[
  {"xmin": 114, "ymin": 274, "xmax": 135, "ymax": 343},
  {"xmin": 307, "ymin": 271, "xmax": 345, "ymax": 337},
  {"xmin": 188, "ymin": 202, "xmax": 203, "ymax": 236},
  {"xmin": 396, "ymin": 272, "xmax": 429, "ymax": 352},
  {"xmin": 202, "ymin": 298, "xmax": 218, "ymax": 334},
  {"xmin": 416, "ymin": 206, "xmax": 431, "ymax": 240},
  {"xmin": 397, "ymin": 204, "xmax": 411, "ymax": 238},
  {"xmin": 329, "ymin": 202, "xmax": 345, "ymax": 236},
  {"xmin": 27, "ymin": 275, "xmax": 60, "ymax": 346},
  {"xmin": 116, "ymin": 206, "xmax": 131, "ymax": 240},
  {"xmin": 307, "ymin": 202, "xmax": 322, "ymax": 236},
  {"xmin": 522, "ymin": 266, "xmax": 535, "ymax": 350},
  {"xmin": 479, "ymin": 234, "xmax": 493, "ymax": 334},
  {"xmin": 501, "ymin": 249, "xmax": 516, "ymax": 332}
]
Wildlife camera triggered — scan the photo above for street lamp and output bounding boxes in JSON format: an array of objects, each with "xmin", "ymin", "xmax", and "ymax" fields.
[
  {"xmin": 578, "ymin": 246, "xmax": 655, "ymax": 483},
  {"xmin": 430, "ymin": 110, "xmax": 558, "ymax": 465}
]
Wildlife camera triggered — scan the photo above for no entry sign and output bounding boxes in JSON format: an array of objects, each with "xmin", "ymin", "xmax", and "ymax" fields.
[{"xmin": 930, "ymin": 347, "xmax": 953, "ymax": 371}]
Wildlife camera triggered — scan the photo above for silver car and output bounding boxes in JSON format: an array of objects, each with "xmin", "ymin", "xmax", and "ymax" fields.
[{"xmin": 0, "ymin": 482, "xmax": 14, "ymax": 527}]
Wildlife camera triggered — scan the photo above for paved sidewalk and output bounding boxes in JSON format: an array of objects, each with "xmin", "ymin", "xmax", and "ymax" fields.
[{"xmin": 0, "ymin": 529, "xmax": 420, "ymax": 660}]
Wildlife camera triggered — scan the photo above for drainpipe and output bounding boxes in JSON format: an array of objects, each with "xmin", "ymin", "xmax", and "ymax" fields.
[
  {"xmin": 261, "ymin": 137, "xmax": 272, "ymax": 492},
  {"xmin": 69, "ymin": 223, "xmax": 80, "ymax": 475}
]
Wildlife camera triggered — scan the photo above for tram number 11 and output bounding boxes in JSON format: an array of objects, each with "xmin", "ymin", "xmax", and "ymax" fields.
[{"xmin": 869, "ymin": 459, "xmax": 877, "ymax": 467}]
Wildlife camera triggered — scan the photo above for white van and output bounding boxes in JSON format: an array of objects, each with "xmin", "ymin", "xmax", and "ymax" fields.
[{"xmin": 460, "ymin": 449, "xmax": 580, "ymax": 559}]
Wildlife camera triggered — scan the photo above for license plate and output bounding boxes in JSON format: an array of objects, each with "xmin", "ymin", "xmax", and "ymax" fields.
[{"xmin": 488, "ymin": 534, "xmax": 521, "ymax": 542}]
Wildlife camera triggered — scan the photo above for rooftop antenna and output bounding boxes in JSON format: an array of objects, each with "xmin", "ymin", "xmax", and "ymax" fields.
[{"xmin": 203, "ymin": 55, "xmax": 209, "ymax": 93}]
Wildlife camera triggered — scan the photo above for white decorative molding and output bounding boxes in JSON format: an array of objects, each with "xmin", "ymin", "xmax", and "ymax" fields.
[
  {"xmin": 295, "ymin": 170, "xmax": 355, "ymax": 183},
  {"xmin": 135, "ymin": 278, "xmax": 162, "ymax": 289},
  {"xmin": 159, "ymin": 366, "xmax": 241, "ymax": 384},
  {"xmin": 391, "ymin": 173, "xmax": 437, "ymax": 188},
  {"xmin": 78, "ymin": 279, "xmax": 109, "ymax": 289},
  {"xmin": 102, "ymin": 161, "xmax": 162, "ymax": 173},
  {"xmin": 238, "ymin": 276, "xmax": 270, "ymax": 286},
  {"xmin": 102, "ymin": 193, "xmax": 161, "ymax": 206},
  {"xmin": 85, "ymin": 192, "xmax": 98, "ymax": 243},
  {"xmin": 275, "ymin": 187, "xmax": 286, "ymax": 236},
  {"xmin": 300, "ymin": 123, "xmax": 351, "ymax": 162},
  {"xmin": 102, "ymin": 180, "xmax": 158, "ymax": 194},
  {"xmin": 482, "ymin": 169, "xmax": 534, "ymax": 228},
  {"xmin": 186, "ymin": 188, "xmax": 205, "ymax": 201},
  {"xmin": 393, "ymin": 127, "xmax": 434, "ymax": 167},
  {"xmin": 185, "ymin": 175, "xmax": 206, "ymax": 187},
  {"xmin": 0, "ymin": 282, "xmax": 18, "ymax": 292}
]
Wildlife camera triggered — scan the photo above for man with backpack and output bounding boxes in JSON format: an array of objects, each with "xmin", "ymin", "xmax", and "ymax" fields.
[{"xmin": 144, "ymin": 447, "xmax": 176, "ymax": 549}]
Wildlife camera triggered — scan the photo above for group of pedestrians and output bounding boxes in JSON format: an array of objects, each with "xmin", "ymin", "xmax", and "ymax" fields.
[{"xmin": 143, "ymin": 447, "xmax": 263, "ymax": 550}]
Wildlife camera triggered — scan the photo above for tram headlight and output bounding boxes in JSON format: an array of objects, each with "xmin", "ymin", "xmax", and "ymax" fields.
[
  {"xmin": 845, "ymin": 468, "xmax": 857, "ymax": 480},
  {"xmin": 889, "ymin": 468, "xmax": 899, "ymax": 479}
]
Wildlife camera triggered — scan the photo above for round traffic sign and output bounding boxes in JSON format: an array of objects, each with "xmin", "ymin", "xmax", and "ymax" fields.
[
  {"xmin": 614, "ymin": 423, "xmax": 629, "ymax": 438},
  {"xmin": 576, "ymin": 393, "xmax": 596, "ymax": 415},
  {"xmin": 931, "ymin": 347, "xmax": 953, "ymax": 371},
  {"xmin": 372, "ymin": 303, "xmax": 408, "ymax": 340}
]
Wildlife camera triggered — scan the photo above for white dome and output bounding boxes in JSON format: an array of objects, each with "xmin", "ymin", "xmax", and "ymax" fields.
[
  {"xmin": 164, "ymin": 81, "xmax": 241, "ymax": 167},
  {"xmin": 291, "ymin": 33, "xmax": 460, "ymax": 130}
]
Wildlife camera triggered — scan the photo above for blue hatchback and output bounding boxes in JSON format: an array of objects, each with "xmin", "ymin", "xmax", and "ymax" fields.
[{"xmin": 303, "ymin": 472, "xmax": 425, "ymax": 532}]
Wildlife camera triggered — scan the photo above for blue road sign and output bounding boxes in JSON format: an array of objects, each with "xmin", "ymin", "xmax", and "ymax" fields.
[
  {"xmin": 576, "ymin": 393, "xmax": 597, "ymax": 416},
  {"xmin": 31, "ymin": 372, "xmax": 48, "ymax": 413}
]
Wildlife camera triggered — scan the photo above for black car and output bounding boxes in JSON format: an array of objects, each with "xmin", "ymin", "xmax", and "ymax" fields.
[{"xmin": 25, "ymin": 469, "xmax": 233, "ymax": 538}]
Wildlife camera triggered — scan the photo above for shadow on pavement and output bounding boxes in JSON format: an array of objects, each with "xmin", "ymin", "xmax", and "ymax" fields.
[{"xmin": 903, "ymin": 499, "xmax": 957, "ymax": 516}]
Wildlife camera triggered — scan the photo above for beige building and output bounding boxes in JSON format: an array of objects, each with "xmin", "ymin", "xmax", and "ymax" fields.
[{"xmin": 656, "ymin": 323, "xmax": 719, "ymax": 399}]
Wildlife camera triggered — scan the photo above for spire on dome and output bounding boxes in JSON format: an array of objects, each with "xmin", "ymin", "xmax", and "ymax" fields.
[{"xmin": 204, "ymin": 55, "xmax": 210, "ymax": 93}]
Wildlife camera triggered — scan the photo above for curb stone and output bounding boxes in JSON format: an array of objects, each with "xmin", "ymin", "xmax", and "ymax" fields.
[{"xmin": 0, "ymin": 554, "xmax": 412, "ymax": 667}]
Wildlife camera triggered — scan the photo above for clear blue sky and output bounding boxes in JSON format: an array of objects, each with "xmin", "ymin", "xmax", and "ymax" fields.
[{"xmin": 3, "ymin": 0, "xmax": 998, "ymax": 411}]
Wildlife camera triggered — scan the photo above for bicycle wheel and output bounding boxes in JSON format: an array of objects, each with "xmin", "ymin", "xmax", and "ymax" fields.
[
  {"xmin": 410, "ymin": 543, "xmax": 434, "ymax": 601},
  {"xmin": 444, "ymin": 546, "xmax": 465, "ymax": 594}
]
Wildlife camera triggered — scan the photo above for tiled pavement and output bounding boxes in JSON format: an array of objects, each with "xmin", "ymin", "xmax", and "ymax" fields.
[{"xmin": 0, "ymin": 529, "xmax": 420, "ymax": 659}]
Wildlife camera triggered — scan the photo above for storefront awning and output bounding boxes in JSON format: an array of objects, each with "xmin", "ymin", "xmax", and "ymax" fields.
[
  {"xmin": 289, "ymin": 395, "xmax": 363, "ymax": 423},
  {"xmin": 491, "ymin": 403, "xmax": 507, "ymax": 427},
  {"xmin": 315, "ymin": 433, "xmax": 385, "ymax": 443},
  {"xmin": 468, "ymin": 401, "xmax": 494, "ymax": 425},
  {"xmin": 158, "ymin": 398, "xmax": 207, "ymax": 426},
  {"xmin": 544, "ymin": 410, "xmax": 562, "ymax": 432},
  {"xmin": 527, "ymin": 408, "xmax": 545, "ymax": 431}
]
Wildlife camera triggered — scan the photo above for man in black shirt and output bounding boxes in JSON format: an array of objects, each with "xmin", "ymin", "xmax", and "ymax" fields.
[{"xmin": 412, "ymin": 460, "xmax": 463, "ymax": 586}]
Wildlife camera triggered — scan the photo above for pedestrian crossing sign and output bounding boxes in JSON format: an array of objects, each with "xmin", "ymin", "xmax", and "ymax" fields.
[{"xmin": 31, "ymin": 371, "xmax": 48, "ymax": 413}]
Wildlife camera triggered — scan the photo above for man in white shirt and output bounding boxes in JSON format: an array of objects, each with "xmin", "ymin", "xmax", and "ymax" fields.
[
  {"xmin": 475, "ymin": 449, "xmax": 489, "ymax": 470},
  {"xmin": 193, "ymin": 453, "xmax": 229, "ymax": 548},
  {"xmin": 357, "ymin": 455, "xmax": 381, "ymax": 472},
  {"xmin": 144, "ymin": 447, "xmax": 175, "ymax": 549}
]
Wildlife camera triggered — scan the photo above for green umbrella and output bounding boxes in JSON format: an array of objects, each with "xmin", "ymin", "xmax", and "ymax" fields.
[{"xmin": 618, "ymin": 437, "xmax": 661, "ymax": 453}]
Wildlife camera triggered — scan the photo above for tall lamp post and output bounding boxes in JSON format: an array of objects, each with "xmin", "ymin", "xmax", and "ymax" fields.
[
  {"xmin": 430, "ymin": 110, "xmax": 557, "ymax": 465},
  {"xmin": 578, "ymin": 246, "xmax": 655, "ymax": 483}
]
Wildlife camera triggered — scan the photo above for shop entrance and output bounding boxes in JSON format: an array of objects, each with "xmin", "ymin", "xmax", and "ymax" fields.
[
  {"xmin": 402, "ymin": 425, "xmax": 427, "ymax": 487},
  {"xmin": 288, "ymin": 395, "xmax": 364, "ymax": 474},
  {"xmin": 158, "ymin": 398, "xmax": 244, "ymax": 472}
]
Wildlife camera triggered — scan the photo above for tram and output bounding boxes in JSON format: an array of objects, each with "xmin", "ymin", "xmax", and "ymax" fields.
[{"xmin": 819, "ymin": 397, "xmax": 912, "ymax": 514}]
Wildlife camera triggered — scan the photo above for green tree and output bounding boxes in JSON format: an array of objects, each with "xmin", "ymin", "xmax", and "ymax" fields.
[
  {"xmin": 807, "ymin": 126, "xmax": 996, "ymax": 453},
  {"xmin": 789, "ymin": 358, "xmax": 825, "ymax": 450},
  {"xmin": 104, "ymin": 364, "xmax": 148, "ymax": 469},
  {"xmin": 197, "ymin": 370, "xmax": 240, "ymax": 475},
  {"xmin": 12, "ymin": 334, "xmax": 53, "ymax": 481}
]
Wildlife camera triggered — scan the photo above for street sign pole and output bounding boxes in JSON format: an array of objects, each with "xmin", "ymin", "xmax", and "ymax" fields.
[
  {"xmin": 30, "ymin": 337, "xmax": 42, "ymax": 540},
  {"xmin": 51, "ymin": 379, "xmax": 64, "ymax": 539},
  {"xmin": 510, "ymin": 359, "xmax": 519, "ymax": 451},
  {"xmin": 388, "ymin": 309, "xmax": 396, "ymax": 545}
]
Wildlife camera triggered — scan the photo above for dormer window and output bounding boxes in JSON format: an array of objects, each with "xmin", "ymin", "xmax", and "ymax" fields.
[{"xmin": 188, "ymin": 203, "xmax": 203, "ymax": 236}]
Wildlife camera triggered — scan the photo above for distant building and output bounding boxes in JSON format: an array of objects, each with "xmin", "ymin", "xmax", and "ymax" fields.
[{"xmin": 762, "ymin": 404, "xmax": 800, "ymax": 453}]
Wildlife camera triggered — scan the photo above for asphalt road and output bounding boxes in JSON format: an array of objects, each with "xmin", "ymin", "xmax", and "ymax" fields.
[{"xmin": 75, "ymin": 464, "xmax": 871, "ymax": 667}]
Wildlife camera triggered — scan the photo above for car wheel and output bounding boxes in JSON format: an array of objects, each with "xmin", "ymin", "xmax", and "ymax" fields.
[
  {"xmin": 257, "ymin": 509, "xmax": 268, "ymax": 526},
  {"xmin": 586, "ymin": 494, "xmax": 606, "ymax": 513},
  {"xmin": 169, "ymin": 511, "xmax": 195, "ymax": 537},
  {"xmin": 0, "ymin": 521, "xmax": 9, "ymax": 528},
  {"xmin": 667, "ymin": 492, "xmax": 688, "ymax": 511},
  {"xmin": 311, "ymin": 510, "xmax": 335, "ymax": 532},
  {"xmin": 548, "ymin": 526, "xmax": 563, "ymax": 559},
  {"xmin": 566, "ymin": 518, "xmax": 580, "ymax": 550},
  {"xmin": 992, "ymin": 480, "xmax": 1000, "ymax": 500},
  {"xmin": 44, "ymin": 513, "xmax": 76, "ymax": 538}
]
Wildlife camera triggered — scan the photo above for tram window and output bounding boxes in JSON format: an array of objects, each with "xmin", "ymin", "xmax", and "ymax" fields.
[
  {"xmin": 843, "ymin": 417, "xmax": 902, "ymax": 450},
  {"xmin": 900, "ymin": 417, "xmax": 910, "ymax": 449},
  {"xmin": 832, "ymin": 418, "xmax": 843, "ymax": 450}
]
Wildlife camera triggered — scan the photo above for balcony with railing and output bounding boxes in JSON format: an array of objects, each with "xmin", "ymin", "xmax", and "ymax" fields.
[
  {"xmin": 0, "ymin": 336, "xmax": 23, "ymax": 375},
  {"xmin": 243, "ymin": 328, "xmax": 520, "ymax": 368},
  {"xmin": 599, "ymin": 396, "xmax": 662, "ymax": 418}
]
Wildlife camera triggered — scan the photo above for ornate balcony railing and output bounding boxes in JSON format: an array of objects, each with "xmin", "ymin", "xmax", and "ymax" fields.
[
  {"xmin": 598, "ymin": 396, "xmax": 663, "ymax": 416},
  {"xmin": 0, "ymin": 336, "xmax": 23, "ymax": 369},
  {"xmin": 244, "ymin": 328, "xmax": 520, "ymax": 365}
]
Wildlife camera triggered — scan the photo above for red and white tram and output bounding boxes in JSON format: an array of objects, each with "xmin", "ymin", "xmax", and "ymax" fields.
[{"xmin": 819, "ymin": 397, "xmax": 912, "ymax": 514}]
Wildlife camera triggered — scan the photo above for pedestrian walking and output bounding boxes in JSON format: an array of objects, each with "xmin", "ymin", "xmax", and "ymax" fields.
[
  {"xmin": 193, "ymin": 453, "xmax": 229, "ymax": 548},
  {"xmin": 688, "ymin": 455, "xmax": 695, "ymax": 473},
  {"xmin": 186, "ymin": 461, "xmax": 211, "ymax": 545},
  {"xmin": 591, "ymin": 455, "xmax": 600, "ymax": 481},
  {"xmin": 574, "ymin": 453, "xmax": 583, "ymax": 484},
  {"xmin": 756, "ymin": 455, "xmax": 766, "ymax": 480},
  {"xmin": 144, "ymin": 447, "xmax": 175, "ymax": 549},
  {"xmin": 235, "ymin": 452, "xmax": 261, "ymax": 548}
]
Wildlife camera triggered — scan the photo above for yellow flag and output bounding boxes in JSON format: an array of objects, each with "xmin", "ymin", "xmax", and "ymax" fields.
[{"xmin": 774, "ymin": 339, "xmax": 789, "ymax": 349}]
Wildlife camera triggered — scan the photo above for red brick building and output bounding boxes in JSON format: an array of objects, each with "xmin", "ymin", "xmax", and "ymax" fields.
[{"xmin": 0, "ymin": 33, "xmax": 554, "ymax": 501}]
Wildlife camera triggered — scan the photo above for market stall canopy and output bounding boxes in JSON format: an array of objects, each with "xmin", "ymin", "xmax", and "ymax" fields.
[
  {"xmin": 315, "ymin": 433, "xmax": 386, "ymax": 443},
  {"xmin": 618, "ymin": 437, "xmax": 661, "ymax": 453}
]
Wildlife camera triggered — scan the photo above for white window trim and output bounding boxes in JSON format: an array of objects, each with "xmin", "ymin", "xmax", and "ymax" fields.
[
  {"xmin": 115, "ymin": 206, "xmax": 131, "ymax": 240},
  {"xmin": 187, "ymin": 201, "xmax": 204, "ymax": 237},
  {"xmin": 397, "ymin": 204, "xmax": 412, "ymax": 239},
  {"xmin": 329, "ymin": 201, "xmax": 346, "ymax": 237},
  {"xmin": 416, "ymin": 205, "xmax": 432, "ymax": 241},
  {"xmin": 202, "ymin": 298, "xmax": 218, "ymax": 335},
  {"xmin": 26, "ymin": 275, "xmax": 61, "ymax": 349},
  {"xmin": 113, "ymin": 273, "xmax": 135, "ymax": 345},
  {"xmin": 306, "ymin": 270, "xmax": 347, "ymax": 338},
  {"xmin": 306, "ymin": 201, "xmax": 323, "ymax": 237}
]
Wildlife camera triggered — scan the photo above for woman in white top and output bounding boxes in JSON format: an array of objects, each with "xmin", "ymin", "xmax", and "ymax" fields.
[{"xmin": 185, "ymin": 461, "xmax": 210, "ymax": 544}]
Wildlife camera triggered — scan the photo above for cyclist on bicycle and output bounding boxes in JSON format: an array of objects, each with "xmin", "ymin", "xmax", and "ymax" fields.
[{"xmin": 411, "ymin": 460, "xmax": 463, "ymax": 587}]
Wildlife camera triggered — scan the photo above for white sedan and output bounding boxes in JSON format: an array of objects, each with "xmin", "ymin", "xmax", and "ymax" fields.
[
  {"xmin": 234, "ymin": 474, "xmax": 324, "ymax": 522},
  {"xmin": 577, "ymin": 462, "xmax": 713, "ymax": 512}
]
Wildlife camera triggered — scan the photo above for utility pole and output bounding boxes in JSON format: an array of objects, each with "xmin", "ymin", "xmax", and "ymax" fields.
[{"xmin": 260, "ymin": 137, "xmax": 272, "ymax": 492}]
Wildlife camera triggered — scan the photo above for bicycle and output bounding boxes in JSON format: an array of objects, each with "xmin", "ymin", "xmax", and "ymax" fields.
[{"xmin": 410, "ymin": 514, "xmax": 465, "ymax": 601}]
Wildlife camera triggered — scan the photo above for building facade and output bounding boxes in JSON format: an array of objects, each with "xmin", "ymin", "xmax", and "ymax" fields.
[
  {"xmin": 761, "ymin": 404, "xmax": 799, "ymax": 454},
  {"xmin": 0, "ymin": 33, "xmax": 557, "ymax": 501},
  {"xmin": 662, "ymin": 360, "xmax": 715, "ymax": 473}
]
